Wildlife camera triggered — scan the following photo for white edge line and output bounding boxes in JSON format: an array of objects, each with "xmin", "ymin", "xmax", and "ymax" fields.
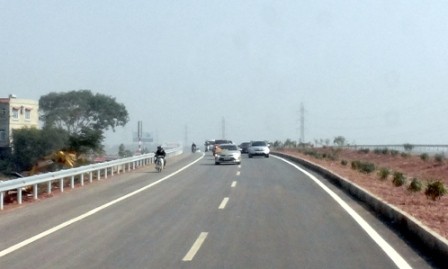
[
  {"xmin": 231, "ymin": 181, "xmax": 237, "ymax": 188},
  {"xmin": 273, "ymin": 155, "xmax": 413, "ymax": 269},
  {"xmin": 219, "ymin": 197, "xmax": 229, "ymax": 209},
  {"xmin": 0, "ymin": 153, "xmax": 205, "ymax": 258},
  {"xmin": 182, "ymin": 232, "xmax": 208, "ymax": 261}
]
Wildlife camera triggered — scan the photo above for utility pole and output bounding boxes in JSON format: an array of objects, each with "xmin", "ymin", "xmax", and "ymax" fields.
[{"xmin": 137, "ymin": 121, "xmax": 142, "ymax": 153}]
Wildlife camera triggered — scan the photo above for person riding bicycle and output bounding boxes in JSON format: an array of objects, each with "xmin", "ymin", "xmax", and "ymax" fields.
[{"xmin": 155, "ymin": 145, "xmax": 166, "ymax": 167}]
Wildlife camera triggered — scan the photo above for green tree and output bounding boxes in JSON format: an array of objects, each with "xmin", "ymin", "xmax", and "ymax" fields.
[
  {"xmin": 118, "ymin": 144, "xmax": 134, "ymax": 157},
  {"xmin": 272, "ymin": 140, "xmax": 283, "ymax": 148},
  {"xmin": 284, "ymin": 138, "xmax": 297, "ymax": 148},
  {"xmin": 68, "ymin": 127, "xmax": 104, "ymax": 155},
  {"xmin": 333, "ymin": 136, "xmax": 346, "ymax": 147},
  {"xmin": 403, "ymin": 143, "xmax": 414, "ymax": 151},
  {"xmin": 11, "ymin": 127, "xmax": 69, "ymax": 171},
  {"xmin": 39, "ymin": 90, "xmax": 129, "ymax": 154}
]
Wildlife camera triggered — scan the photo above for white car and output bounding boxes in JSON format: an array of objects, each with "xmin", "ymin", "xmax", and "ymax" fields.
[
  {"xmin": 248, "ymin": 141, "xmax": 270, "ymax": 158},
  {"xmin": 215, "ymin": 144, "xmax": 241, "ymax": 165}
]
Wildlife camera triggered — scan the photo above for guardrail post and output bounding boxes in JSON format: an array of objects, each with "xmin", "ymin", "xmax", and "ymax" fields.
[
  {"xmin": 97, "ymin": 170, "xmax": 101, "ymax": 181},
  {"xmin": 111, "ymin": 166, "xmax": 114, "ymax": 177},
  {"xmin": 17, "ymin": 188, "xmax": 22, "ymax": 204},
  {"xmin": 48, "ymin": 181, "xmax": 52, "ymax": 194},
  {"xmin": 105, "ymin": 168, "xmax": 108, "ymax": 179},
  {"xmin": 71, "ymin": 176, "xmax": 75, "ymax": 189},
  {"xmin": 81, "ymin": 174, "xmax": 84, "ymax": 186},
  {"xmin": 33, "ymin": 184, "xmax": 38, "ymax": 200},
  {"xmin": 60, "ymin": 178, "xmax": 64, "ymax": 192},
  {"xmin": 1, "ymin": 191, "xmax": 4, "ymax": 210},
  {"xmin": 89, "ymin": 172, "xmax": 93, "ymax": 183}
]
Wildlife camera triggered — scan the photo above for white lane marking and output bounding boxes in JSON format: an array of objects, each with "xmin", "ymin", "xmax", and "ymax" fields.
[
  {"xmin": 0, "ymin": 154, "xmax": 206, "ymax": 258},
  {"xmin": 231, "ymin": 181, "xmax": 237, "ymax": 188},
  {"xmin": 273, "ymin": 155, "xmax": 412, "ymax": 269},
  {"xmin": 183, "ymin": 232, "xmax": 208, "ymax": 261},
  {"xmin": 219, "ymin": 197, "xmax": 229, "ymax": 209},
  {"xmin": 236, "ymin": 171, "xmax": 241, "ymax": 176}
]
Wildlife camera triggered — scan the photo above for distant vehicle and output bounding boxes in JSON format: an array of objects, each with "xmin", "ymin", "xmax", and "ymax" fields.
[
  {"xmin": 248, "ymin": 141, "xmax": 270, "ymax": 158},
  {"xmin": 212, "ymin": 139, "xmax": 233, "ymax": 156},
  {"xmin": 155, "ymin": 156, "xmax": 164, "ymax": 172},
  {"xmin": 204, "ymin": 140, "xmax": 215, "ymax": 152},
  {"xmin": 215, "ymin": 143, "xmax": 241, "ymax": 165},
  {"xmin": 239, "ymin": 142, "xmax": 250, "ymax": 153}
]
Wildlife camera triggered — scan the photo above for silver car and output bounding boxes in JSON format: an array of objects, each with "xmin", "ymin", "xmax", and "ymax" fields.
[
  {"xmin": 248, "ymin": 141, "xmax": 270, "ymax": 158},
  {"xmin": 215, "ymin": 144, "xmax": 242, "ymax": 165}
]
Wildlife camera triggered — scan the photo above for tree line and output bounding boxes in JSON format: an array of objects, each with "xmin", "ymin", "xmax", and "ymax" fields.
[{"xmin": 0, "ymin": 90, "xmax": 129, "ymax": 175}]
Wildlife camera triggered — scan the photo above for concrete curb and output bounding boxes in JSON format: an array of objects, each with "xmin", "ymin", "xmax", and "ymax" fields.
[{"xmin": 273, "ymin": 152, "xmax": 448, "ymax": 263}]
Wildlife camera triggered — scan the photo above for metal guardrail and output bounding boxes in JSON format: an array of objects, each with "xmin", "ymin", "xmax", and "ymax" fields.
[{"xmin": 0, "ymin": 147, "xmax": 183, "ymax": 210}]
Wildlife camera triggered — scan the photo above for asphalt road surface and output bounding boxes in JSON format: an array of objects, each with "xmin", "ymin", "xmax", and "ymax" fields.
[{"xmin": 0, "ymin": 152, "xmax": 437, "ymax": 268}]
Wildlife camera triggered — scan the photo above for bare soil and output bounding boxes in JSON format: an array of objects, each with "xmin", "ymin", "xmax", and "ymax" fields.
[{"xmin": 277, "ymin": 148, "xmax": 448, "ymax": 240}]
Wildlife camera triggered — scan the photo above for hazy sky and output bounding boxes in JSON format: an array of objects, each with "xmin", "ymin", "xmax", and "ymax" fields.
[{"xmin": 2, "ymin": 1, "xmax": 448, "ymax": 148}]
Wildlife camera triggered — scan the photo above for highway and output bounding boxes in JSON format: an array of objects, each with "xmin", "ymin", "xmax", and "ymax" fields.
[{"xmin": 0, "ymin": 152, "xmax": 435, "ymax": 268}]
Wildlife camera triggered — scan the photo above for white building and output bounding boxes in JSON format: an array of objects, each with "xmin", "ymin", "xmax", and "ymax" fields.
[{"xmin": 0, "ymin": 95, "xmax": 39, "ymax": 149}]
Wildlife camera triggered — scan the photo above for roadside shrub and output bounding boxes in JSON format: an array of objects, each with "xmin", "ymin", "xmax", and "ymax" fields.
[
  {"xmin": 360, "ymin": 162, "xmax": 376, "ymax": 174},
  {"xmin": 401, "ymin": 152, "xmax": 410, "ymax": 158},
  {"xmin": 425, "ymin": 180, "xmax": 447, "ymax": 201},
  {"xmin": 351, "ymin": 160, "xmax": 375, "ymax": 174},
  {"xmin": 392, "ymin": 172, "xmax": 406, "ymax": 187},
  {"xmin": 381, "ymin": 148, "xmax": 389, "ymax": 155},
  {"xmin": 420, "ymin": 153, "xmax": 429, "ymax": 161},
  {"xmin": 373, "ymin": 149, "xmax": 382, "ymax": 155},
  {"xmin": 408, "ymin": 178, "xmax": 422, "ymax": 192},
  {"xmin": 351, "ymin": 160, "xmax": 361, "ymax": 170},
  {"xmin": 434, "ymin": 153, "xmax": 445, "ymax": 164},
  {"xmin": 377, "ymin": 168, "xmax": 390, "ymax": 180},
  {"xmin": 303, "ymin": 149, "xmax": 323, "ymax": 159},
  {"xmin": 325, "ymin": 152, "xmax": 338, "ymax": 161},
  {"xmin": 341, "ymin": 160, "xmax": 348, "ymax": 166},
  {"xmin": 358, "ymin": 148, "xmax": 370, "ymax": 154},
  {"xmin": 390, "ymin": 150, "xmax": 399, "ymax": 157}
]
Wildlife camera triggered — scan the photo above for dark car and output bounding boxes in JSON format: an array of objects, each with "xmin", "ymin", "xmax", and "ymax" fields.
[{"xmin": 239, "ymin": 142, "xmax": 250, "ymax": 153}]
